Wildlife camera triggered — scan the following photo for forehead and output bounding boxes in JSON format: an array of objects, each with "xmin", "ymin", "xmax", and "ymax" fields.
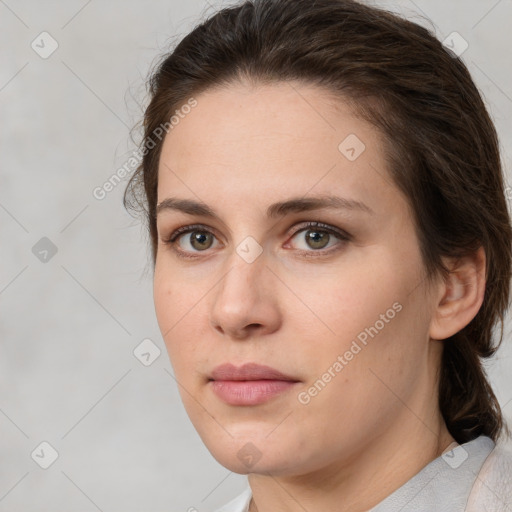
[
  {"xmin": 157, "ymin": 81, "xmax": 401, "ymax": 219},
  {"xmin": 160, "ymin": 81, "xmax": 372, "ymax": 163}
]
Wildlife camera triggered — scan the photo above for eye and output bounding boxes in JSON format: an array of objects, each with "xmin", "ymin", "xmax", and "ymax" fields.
[
  {"xmin": 161, "ymin": 224, "xmax": 220, "ymax": 258},
  {"xmin": 160, "ymin": 221, "xmax": 350, "ymax": 259},
  {"xmin": 286, "ymin": 221, "xmax": 350, "ymax": 254}
]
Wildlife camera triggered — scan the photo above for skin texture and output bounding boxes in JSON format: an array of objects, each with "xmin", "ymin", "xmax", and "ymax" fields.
[{"xmin": 153, "ymin": 81, "xmax": 486, "ymax": 512}]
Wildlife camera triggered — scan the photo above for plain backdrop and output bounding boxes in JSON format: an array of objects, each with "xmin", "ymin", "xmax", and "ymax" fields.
[{"xmin": 1, "ymin": 0, "xmax": 511, "ymax": 510}]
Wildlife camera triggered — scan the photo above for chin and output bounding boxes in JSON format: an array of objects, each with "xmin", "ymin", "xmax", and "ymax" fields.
[
  {"xmin": 204, "ymin": 433, "xmax": 309, "ymax": 478},
  {"xmin": 214, "ymin": 453, "xmax": 293, "ymax": 476}
]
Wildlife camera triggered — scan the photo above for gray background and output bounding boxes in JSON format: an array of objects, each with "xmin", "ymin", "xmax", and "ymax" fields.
[{"xmin": 1, "ymin": 0, "xmax": 511, "ymax": 510}]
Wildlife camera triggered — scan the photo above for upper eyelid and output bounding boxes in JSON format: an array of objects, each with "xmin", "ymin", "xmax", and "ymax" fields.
[{"xmin": 165, "ymin": 221, "xmax": 350, "ymax": 245}]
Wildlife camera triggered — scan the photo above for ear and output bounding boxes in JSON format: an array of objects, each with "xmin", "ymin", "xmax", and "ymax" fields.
[{"xmin": 429, "ymin": 246, "xmax": 486, "ymax": 341}]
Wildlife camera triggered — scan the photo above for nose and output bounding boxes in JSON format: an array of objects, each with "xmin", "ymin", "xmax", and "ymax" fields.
[{"xmin": 209, "ymin": 248, "xmax": 282, "ymax": 340}]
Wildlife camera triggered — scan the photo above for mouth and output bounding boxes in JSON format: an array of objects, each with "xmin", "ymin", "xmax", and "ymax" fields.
[
  {"xmin": 208, "ymin": 362, "xmax": 301, "ymax": 406},
  {"xmin": 209, "ymin": 362, "xmax": 299, "ymax": 381}
]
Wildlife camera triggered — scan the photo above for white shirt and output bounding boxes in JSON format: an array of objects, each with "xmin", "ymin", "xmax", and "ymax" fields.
[{"xmin": 214, "ymin": 435, "xmax": 512, "ymax": 512}]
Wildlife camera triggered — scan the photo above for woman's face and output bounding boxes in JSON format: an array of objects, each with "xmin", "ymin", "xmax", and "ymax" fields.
[{"xmin": 154, "ymin": 81, "xmax": 444, "ymax": 476}]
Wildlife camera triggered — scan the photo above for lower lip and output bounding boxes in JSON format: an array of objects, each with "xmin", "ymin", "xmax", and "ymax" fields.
[{"xmin": 209, "ymin": 379, "xmax": 299, "ymax": 405}]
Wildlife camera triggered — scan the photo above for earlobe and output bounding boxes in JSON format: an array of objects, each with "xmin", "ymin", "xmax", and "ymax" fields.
[{"xmin": 429, "ymin": 246, "xmax": 486, "ymax": 341}]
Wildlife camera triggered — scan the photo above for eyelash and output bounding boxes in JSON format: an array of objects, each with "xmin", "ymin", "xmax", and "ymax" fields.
[{"xmin": 160, "ymin": 221, "xmax": 351, "ymax": 260}]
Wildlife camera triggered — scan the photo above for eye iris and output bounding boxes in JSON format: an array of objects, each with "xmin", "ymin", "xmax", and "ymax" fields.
[
  {"xmin": 190, "ymin": 231, "xmax": 213, "ymax": 250},
  {"xmin": 306, "ymin": 229, "xmax": 329, "ymax": 249}
]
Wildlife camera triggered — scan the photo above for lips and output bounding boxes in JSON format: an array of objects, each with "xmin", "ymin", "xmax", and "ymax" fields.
[
  {"xmin": 208, "ymin": 362, "xmax": 300, "ymax": 406},
  {"xmin": 209, "ymin": 362, "xmax": 299, "ymax": 382}
]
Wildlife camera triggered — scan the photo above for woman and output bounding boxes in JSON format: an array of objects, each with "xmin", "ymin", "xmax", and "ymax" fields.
[{"xmin": 123, "ymin": 0, "xmax": 512, "ymax": 510}]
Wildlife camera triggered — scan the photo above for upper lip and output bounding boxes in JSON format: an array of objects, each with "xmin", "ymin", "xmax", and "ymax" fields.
[{"xmin": 209, "ymin": 362, "xmax": 299, "ymax": 381}]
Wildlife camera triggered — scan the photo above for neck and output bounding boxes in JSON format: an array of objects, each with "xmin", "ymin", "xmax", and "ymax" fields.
[{"xmin": 248, "ymin": 413, "xmax": 455, "ymax": 512}]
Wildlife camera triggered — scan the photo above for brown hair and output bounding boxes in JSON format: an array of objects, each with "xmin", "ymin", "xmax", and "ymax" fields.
[{"xmin": 124, "ymin": 0, "xmax": 512, "ymax": 444}]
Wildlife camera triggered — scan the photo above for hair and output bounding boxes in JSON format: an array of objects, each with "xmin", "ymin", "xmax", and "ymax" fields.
[{"xmin": 123, "ymin": 0, "xmax": 512, "ymax": 444}]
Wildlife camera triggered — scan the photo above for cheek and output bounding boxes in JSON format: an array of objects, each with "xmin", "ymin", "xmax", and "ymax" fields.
[
  {"xmin": 153, "ymin": 267, "xmax": 175, "ymax": 333},
  {"xmin": 324, "ymin": 281, "xmax": 431, "ymax": 420},
  {"xmin": 296, "ymin": 302, "xmax": 420, "ymax": 437},
  {"xmin": 153, "ymin": 260, "xmax": 197, "ymax": 328},
  {"xmin": 153, "ymin": 267, "xmax": 196, "ymax": 364},
  {"xmin": 301, "ymin": 258, "xmax": 405, "ymax": 346},
  {"xmin": 296, "ymin": 252, "xmax": 424, "ymax": 399},
  {"xmin": 153, "ymin": 263, "xmax": 219, "ymax": 387}
]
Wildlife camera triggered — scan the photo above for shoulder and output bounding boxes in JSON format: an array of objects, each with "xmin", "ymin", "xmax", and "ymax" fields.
[{"xmin": 466, "ymin": 441, "xmax": 512, "ymax": 511}]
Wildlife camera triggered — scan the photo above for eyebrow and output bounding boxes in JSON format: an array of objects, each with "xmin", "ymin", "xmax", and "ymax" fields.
[{"xmin": 156, "ymin": 195, "xmax": 375, "ymax": 219}]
